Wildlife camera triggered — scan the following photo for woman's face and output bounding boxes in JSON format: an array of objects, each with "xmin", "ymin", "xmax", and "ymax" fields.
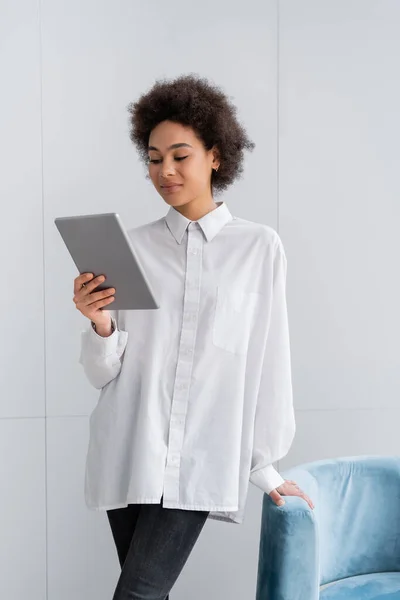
[{"xmin": 147, "ymin": 120, "xmax": 219, "ymax": 207}]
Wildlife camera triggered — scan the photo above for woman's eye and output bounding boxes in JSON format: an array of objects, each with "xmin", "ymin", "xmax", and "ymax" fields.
[{"xmin": 148, "ymin": 156, "xmax": 188, "ymax": 164}]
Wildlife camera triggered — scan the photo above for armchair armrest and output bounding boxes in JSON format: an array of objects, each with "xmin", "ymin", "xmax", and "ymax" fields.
[{"xmin": 256, "ymin": 469, "xmax": 320, "ymax": 600}]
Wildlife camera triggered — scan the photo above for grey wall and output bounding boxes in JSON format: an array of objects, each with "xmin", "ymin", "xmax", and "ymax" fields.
[{"xmin": 1, "ymin": 1, "xmax": 399, "ymax": 598}]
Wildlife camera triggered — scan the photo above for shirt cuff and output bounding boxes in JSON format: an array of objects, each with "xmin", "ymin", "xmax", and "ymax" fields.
[{"xmin": 250, "ymin": 464, "xmax": 286, "ymax": 495}]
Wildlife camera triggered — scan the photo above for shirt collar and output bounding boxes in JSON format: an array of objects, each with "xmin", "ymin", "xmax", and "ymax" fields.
[{"xmin": 164, "ymin": 201, "xmax": 234, "ymax": 244}]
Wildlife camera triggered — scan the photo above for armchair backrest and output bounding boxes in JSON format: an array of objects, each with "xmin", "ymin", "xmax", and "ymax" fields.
[{"xmin": 285, "ymin": 455, "xmax": 400, "ymax": 585}]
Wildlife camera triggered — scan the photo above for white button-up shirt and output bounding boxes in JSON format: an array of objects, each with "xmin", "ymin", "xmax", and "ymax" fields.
[{"xmin": 79, "ymin": 201, "xmax": 295, "ymax": 524}]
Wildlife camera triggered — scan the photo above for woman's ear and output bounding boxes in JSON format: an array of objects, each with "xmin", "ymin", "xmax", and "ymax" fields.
[{"xmin": 211, "ymin": 146, "xmax": 220, "ymax": 170}]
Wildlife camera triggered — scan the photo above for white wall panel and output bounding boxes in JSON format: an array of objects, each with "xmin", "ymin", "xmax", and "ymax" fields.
[
  {"xmin": 280, "ymin": 408, "xmax": 400, "ymax": 471},
  {"xmin": 0, "ymin": 419, "xmax": 46, "ymax": 599},
  {"xmin": 46, "ymin": 417, "xmax": 117, "ymax": 600},
  {"xmin": 279, "ymin": 0, "xmax": 400, "ymax": 411},
  {"xmin": 0, "ymin": 0, "xmax": 44, "ymax": 418}
]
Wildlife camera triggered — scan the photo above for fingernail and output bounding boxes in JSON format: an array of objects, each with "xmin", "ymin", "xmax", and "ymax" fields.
[{"xmin": 278, "ymin": 500, "xmax": 285, "ymax": 506}]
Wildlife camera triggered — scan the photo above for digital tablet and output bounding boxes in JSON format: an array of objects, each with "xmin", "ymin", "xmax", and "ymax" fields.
[{"xmin": 54, "ymin": 212, "xmax": 160, "ymax": 311}]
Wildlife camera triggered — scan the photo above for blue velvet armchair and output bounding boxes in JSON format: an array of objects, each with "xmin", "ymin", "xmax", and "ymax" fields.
[{"xmin": 256, "ymin": 455, "xmax": 400, "ymax": 600}]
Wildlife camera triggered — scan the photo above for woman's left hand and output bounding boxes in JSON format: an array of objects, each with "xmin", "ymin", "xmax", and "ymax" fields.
[{"xmin": 269, "ymin": 480, "xmax": 315, "ymax": 510}]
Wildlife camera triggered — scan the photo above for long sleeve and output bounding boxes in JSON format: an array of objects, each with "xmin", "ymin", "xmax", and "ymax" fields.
[
  {"xmin": 78, "ymin": 312, "xmax": 128, "ymax": 390},
  {"xmin": 249, "ymin": 236, "xmax": 296, "ymax": 494}
]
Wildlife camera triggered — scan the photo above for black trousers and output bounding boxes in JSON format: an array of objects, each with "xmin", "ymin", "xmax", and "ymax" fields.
[{"xmin": 106, "ymin": 496, "xmax": 210, "ymax": 600}]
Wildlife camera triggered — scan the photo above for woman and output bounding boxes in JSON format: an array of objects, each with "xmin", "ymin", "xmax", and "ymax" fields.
[{"xmin": 74, "ymin": 73, "xmax": 314, "ymax": 600}]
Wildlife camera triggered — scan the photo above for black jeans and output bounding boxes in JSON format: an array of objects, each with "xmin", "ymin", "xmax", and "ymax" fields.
[{"xmin": 106, "ymin": 496, "xmax": 210, "ymax": 600}]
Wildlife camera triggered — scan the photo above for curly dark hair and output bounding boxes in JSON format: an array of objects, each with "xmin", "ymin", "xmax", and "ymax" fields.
[{"xmin": 127, "ymin": 73, "xmax": 256, "ymax": 196}]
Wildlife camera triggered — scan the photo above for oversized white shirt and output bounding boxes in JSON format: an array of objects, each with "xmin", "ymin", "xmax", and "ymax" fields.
[{"xmin": 79, "ymin": 200, "xmax": 295, "ymax": 524}]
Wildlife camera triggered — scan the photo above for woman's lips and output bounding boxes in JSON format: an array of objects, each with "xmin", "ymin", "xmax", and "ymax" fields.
[{"xmin": 161, "ymin": 185, "xmax": 182, "ymax": 193}]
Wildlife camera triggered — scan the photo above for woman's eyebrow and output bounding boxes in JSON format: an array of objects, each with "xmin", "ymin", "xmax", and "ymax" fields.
[{"xmin": 148, "ymin": 143, "xmax": 193, "ymax": 151}]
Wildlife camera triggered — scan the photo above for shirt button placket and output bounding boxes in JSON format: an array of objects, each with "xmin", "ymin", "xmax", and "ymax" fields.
[{"xmin": 162, "ymin": 222, "xmax": 203, "ymax": 506}]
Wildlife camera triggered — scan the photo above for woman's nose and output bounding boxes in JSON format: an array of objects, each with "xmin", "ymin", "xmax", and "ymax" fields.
[{"xmin": 161, "ymin": 166, "xmax": 175, "ymax": 177}]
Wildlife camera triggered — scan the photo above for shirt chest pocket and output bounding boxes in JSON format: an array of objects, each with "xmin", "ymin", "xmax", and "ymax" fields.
[{"xmin": 212, "ymin": 285, "xmax": 261, "ymax": 355}]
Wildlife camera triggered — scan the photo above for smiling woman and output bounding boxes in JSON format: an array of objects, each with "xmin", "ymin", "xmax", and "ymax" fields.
[{"xmin": 80, "ymin": 73, "xmax": 300, "ymax": 600}]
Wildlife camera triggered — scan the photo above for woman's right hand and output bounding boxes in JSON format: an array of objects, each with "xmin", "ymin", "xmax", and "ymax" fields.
[{"xmin": 73, "ymin": 272, "xmax": 116, "ymax": 326}]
